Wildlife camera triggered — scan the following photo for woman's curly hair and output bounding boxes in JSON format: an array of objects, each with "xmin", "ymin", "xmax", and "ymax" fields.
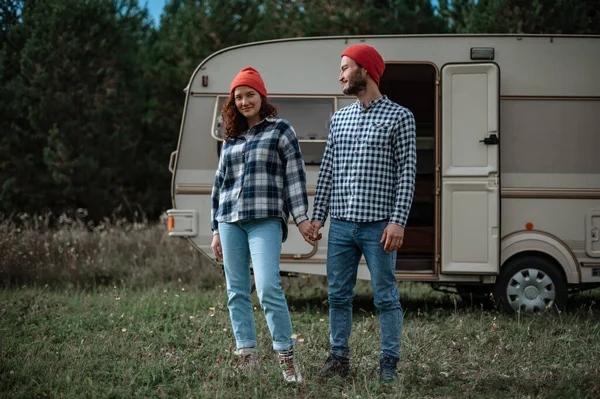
[{"xmin": 221, "ymin": 94, "xmax": 277, "ymax": 141}]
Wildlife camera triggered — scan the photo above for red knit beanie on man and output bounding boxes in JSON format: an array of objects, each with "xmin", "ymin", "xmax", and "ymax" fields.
[
  {"xmin": 230, "ymin": 66, "xmax": 268, "ymax": 98},
  {"xmin": 341, "ymin": 44, "xmax": 385, "ymax": 86}
]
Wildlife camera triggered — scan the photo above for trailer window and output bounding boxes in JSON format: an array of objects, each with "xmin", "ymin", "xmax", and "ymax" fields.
[{"xmin": 212, "ymin": 96, "xmax": 335, "ymax": 165}]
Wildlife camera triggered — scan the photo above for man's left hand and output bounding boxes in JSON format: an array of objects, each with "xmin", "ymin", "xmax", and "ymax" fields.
[
  {"xmin": 380, "ymin": 223, "xmax": 405, "ymax": 253},
  {"xmin": 298, "ymin": 220, "xmax": 316, "ymax": 245}
]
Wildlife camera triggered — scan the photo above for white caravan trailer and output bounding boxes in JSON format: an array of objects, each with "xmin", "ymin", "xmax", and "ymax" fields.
[{"xmin": 167, "ymin": 34, "xmax": 600, "ymax": 313}]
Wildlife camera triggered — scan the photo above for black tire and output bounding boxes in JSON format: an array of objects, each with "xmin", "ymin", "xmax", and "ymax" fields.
[{"xmin": 494, "ymin": 255, "xmax": 567, "ymax": 313}]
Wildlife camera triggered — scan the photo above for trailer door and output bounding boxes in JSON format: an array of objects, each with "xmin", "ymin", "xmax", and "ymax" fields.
[{"xmin": 440, "ymin": 63, "xmax": 500, "ymax": 274}]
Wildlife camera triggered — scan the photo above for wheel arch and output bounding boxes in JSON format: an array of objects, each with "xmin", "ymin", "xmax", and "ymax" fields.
[{"xmin": 500, "ymin": 230, "xmax": 580, "ymax": 285}]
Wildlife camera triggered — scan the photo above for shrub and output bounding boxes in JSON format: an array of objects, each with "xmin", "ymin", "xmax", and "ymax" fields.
[{"xmin": 0, "ymin": 212, "xmax": 222, "ymax": 289}]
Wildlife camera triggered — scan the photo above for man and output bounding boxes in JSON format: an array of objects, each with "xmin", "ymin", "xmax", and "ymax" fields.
[{"xmin": 311, "ymin": 43, "xmax": 417, "ymax": 382}]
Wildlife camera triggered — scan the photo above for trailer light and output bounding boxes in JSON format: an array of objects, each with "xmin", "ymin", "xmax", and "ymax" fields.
[
  {"xmin": 202, "ymin": 75, "xmax": 209, "ymax": 87},
  {"xmin": 470, "ymin": 47, "xmax": 494, "ymax": 60},
  {"xmin": 525, "ymin": 222, "xmax": 533, "ymax": 230},
  {"xmin": 166, "ymin": 209, "xmax": 198, "ymax": 237}
]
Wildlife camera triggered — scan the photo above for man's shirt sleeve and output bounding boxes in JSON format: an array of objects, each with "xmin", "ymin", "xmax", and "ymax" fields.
[
  {"xmin": 312, "ymin": 115, "xmax": 336, "ymax": 224},
  {"xmin": 391, "ymin": 109, "xmax": 417, "ymax": 227}
]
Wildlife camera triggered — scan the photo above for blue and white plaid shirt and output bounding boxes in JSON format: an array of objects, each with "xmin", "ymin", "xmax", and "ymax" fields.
[
  {"xmin": 211, "ymin": 118, "xmax": 309, "ymax": 242},
  {"xmin": 312, "ymin": 96, "xmax": 417, "ymax": 227}
]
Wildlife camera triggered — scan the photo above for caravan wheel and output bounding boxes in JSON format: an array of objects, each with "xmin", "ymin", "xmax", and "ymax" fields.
[{"xmin": 494, "ymin": 255, "xmax": 567, "ymax": 313}]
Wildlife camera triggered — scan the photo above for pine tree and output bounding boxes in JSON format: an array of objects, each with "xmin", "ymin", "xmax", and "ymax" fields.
[
  {"xmin": 8, "ymin": 0, "xmax": 151, "ymax": 220},
  {"xmin": 438, "ymin": 0, "xmax": 600, "ymax": 34},
  {"xmin": 295, "ymin": 0, "xmax": 447, "ymax": 36}
]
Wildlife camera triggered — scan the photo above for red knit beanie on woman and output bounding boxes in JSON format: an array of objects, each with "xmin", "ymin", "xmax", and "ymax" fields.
[
  {"xmin": 341, "ymin": 44, "xmax": 385, "ymax": 86},
  {"xmin": 230, "ymin": 66, "xmax": 268, "ymax": 98}
]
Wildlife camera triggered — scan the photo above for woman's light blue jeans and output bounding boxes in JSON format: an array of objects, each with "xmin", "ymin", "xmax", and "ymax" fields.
[
  {"xmin": 219, "ymin": 218, "xmax": 294, "ymax": 351},
  {"xmin": 327, "ymin": 218, "xmax": 403, "ymax": 360}
]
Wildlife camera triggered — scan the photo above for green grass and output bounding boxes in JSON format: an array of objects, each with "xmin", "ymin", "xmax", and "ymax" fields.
[
  {"xmin": 1, "ymin": 281, "xmax": 599, "ymax": 399},
  {"xmin": 1, "ymin": 217, "xmax": 599, "ymax": 398}
]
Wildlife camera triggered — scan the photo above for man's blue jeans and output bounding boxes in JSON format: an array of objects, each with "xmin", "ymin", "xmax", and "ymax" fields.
[
  {"xmin": 327, "ymin": 218, "xmax": 403, "ymax": 359},
  {"xmin": 219, "ymin": 218, "xmax": 294, "ymax": 351}
]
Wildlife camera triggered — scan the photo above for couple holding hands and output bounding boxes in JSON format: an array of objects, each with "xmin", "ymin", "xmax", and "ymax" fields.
[{"xmin": 210, "ymin": 44, "xmax": 417, "ymax": 383}]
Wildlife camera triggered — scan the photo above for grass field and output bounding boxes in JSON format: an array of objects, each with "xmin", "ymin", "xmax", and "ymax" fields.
[{"xmin": 1, "ymin": 217, "xmax": 599, "ymax": 398}]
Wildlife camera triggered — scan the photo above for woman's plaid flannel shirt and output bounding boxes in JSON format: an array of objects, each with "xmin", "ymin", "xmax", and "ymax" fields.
[{"xmin": 211, "ymin": 118, "xmax": 309, "ymax": 242}]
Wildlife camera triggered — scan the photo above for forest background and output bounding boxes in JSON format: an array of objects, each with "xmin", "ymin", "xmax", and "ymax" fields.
[{"xmin": 1, "ymin": 0, "xmax": 599, "ymax": 223}]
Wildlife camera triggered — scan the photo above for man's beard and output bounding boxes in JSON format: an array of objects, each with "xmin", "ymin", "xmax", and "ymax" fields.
[{"xmin": 343, "ymin": 70, "xmax": 367, "ymax": 95}]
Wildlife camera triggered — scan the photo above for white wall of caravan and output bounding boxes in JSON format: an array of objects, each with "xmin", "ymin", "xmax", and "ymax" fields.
[
  {"xmin": 501, "ymin": 198, "xmax": 599, "ymax": 261},
  {"xmin": 175, "ymin": 96, "xmax": 219, "ymax": 171},
  {"xmin": 188, "ymin": 36, "xmax": 600, "ymax": 98}
]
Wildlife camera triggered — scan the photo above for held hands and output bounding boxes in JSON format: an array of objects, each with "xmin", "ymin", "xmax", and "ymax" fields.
[
  {"xmin": 380, "ymin": 224, "xmax": 405, "ymax": 253},
  {"xmin": 211, "ymin": 234, "xmax": 223, "ymax": 261},
  {"xmin": 298, "ymin": 220, "xmax": 317, "ymax": 245},
  {"xmin": 310, "ymin": 221, "xmax": 323, "ymax": 241}
]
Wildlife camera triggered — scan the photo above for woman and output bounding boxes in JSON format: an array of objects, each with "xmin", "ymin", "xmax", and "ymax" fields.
[{"xmin": 210, "ymin": 66, "xmax": 314, "ymax": 383}]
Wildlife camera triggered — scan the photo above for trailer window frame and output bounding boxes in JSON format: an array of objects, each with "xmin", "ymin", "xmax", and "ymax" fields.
[
  {"xmin": 211, "ymin": 95, "xmax": 343, "ymax": 165},
  {"xmin": 210, "ymin": 95, "xmax": 338, "ymax": 143}
]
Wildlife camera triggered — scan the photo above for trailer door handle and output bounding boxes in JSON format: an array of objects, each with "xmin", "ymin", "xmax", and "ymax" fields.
[
  {"xmin": 479, "ymin": 134, "xmax": 499, "ymax": 145},
  {"xmin": 168, "ymin": 151, "xmax": 177, "ymax": 173}
]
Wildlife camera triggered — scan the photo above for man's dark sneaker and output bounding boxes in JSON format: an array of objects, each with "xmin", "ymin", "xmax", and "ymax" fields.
[
  {"xmin": 379, "ymin": 356, "xmax": 399, "ymax": 382},
  {"xmin": 319, "ymin": 353, "xmax": 350, "ymax": 378}
]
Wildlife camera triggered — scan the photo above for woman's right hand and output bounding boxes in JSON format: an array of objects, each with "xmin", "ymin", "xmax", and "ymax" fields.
[{"xmin": 211, "ymin": 234, "xmax": 223, "ymax": 261}]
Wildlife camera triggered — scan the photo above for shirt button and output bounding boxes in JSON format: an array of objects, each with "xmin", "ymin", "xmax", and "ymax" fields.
[{"xmin": 354, "ymin": 151, "xmax": 358, "ymax": 155}]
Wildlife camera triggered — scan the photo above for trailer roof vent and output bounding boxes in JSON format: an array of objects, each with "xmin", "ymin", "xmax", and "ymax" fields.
[{"xmin": 470, "ymin": 47, "xmax": 495, "ymax": 60}]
